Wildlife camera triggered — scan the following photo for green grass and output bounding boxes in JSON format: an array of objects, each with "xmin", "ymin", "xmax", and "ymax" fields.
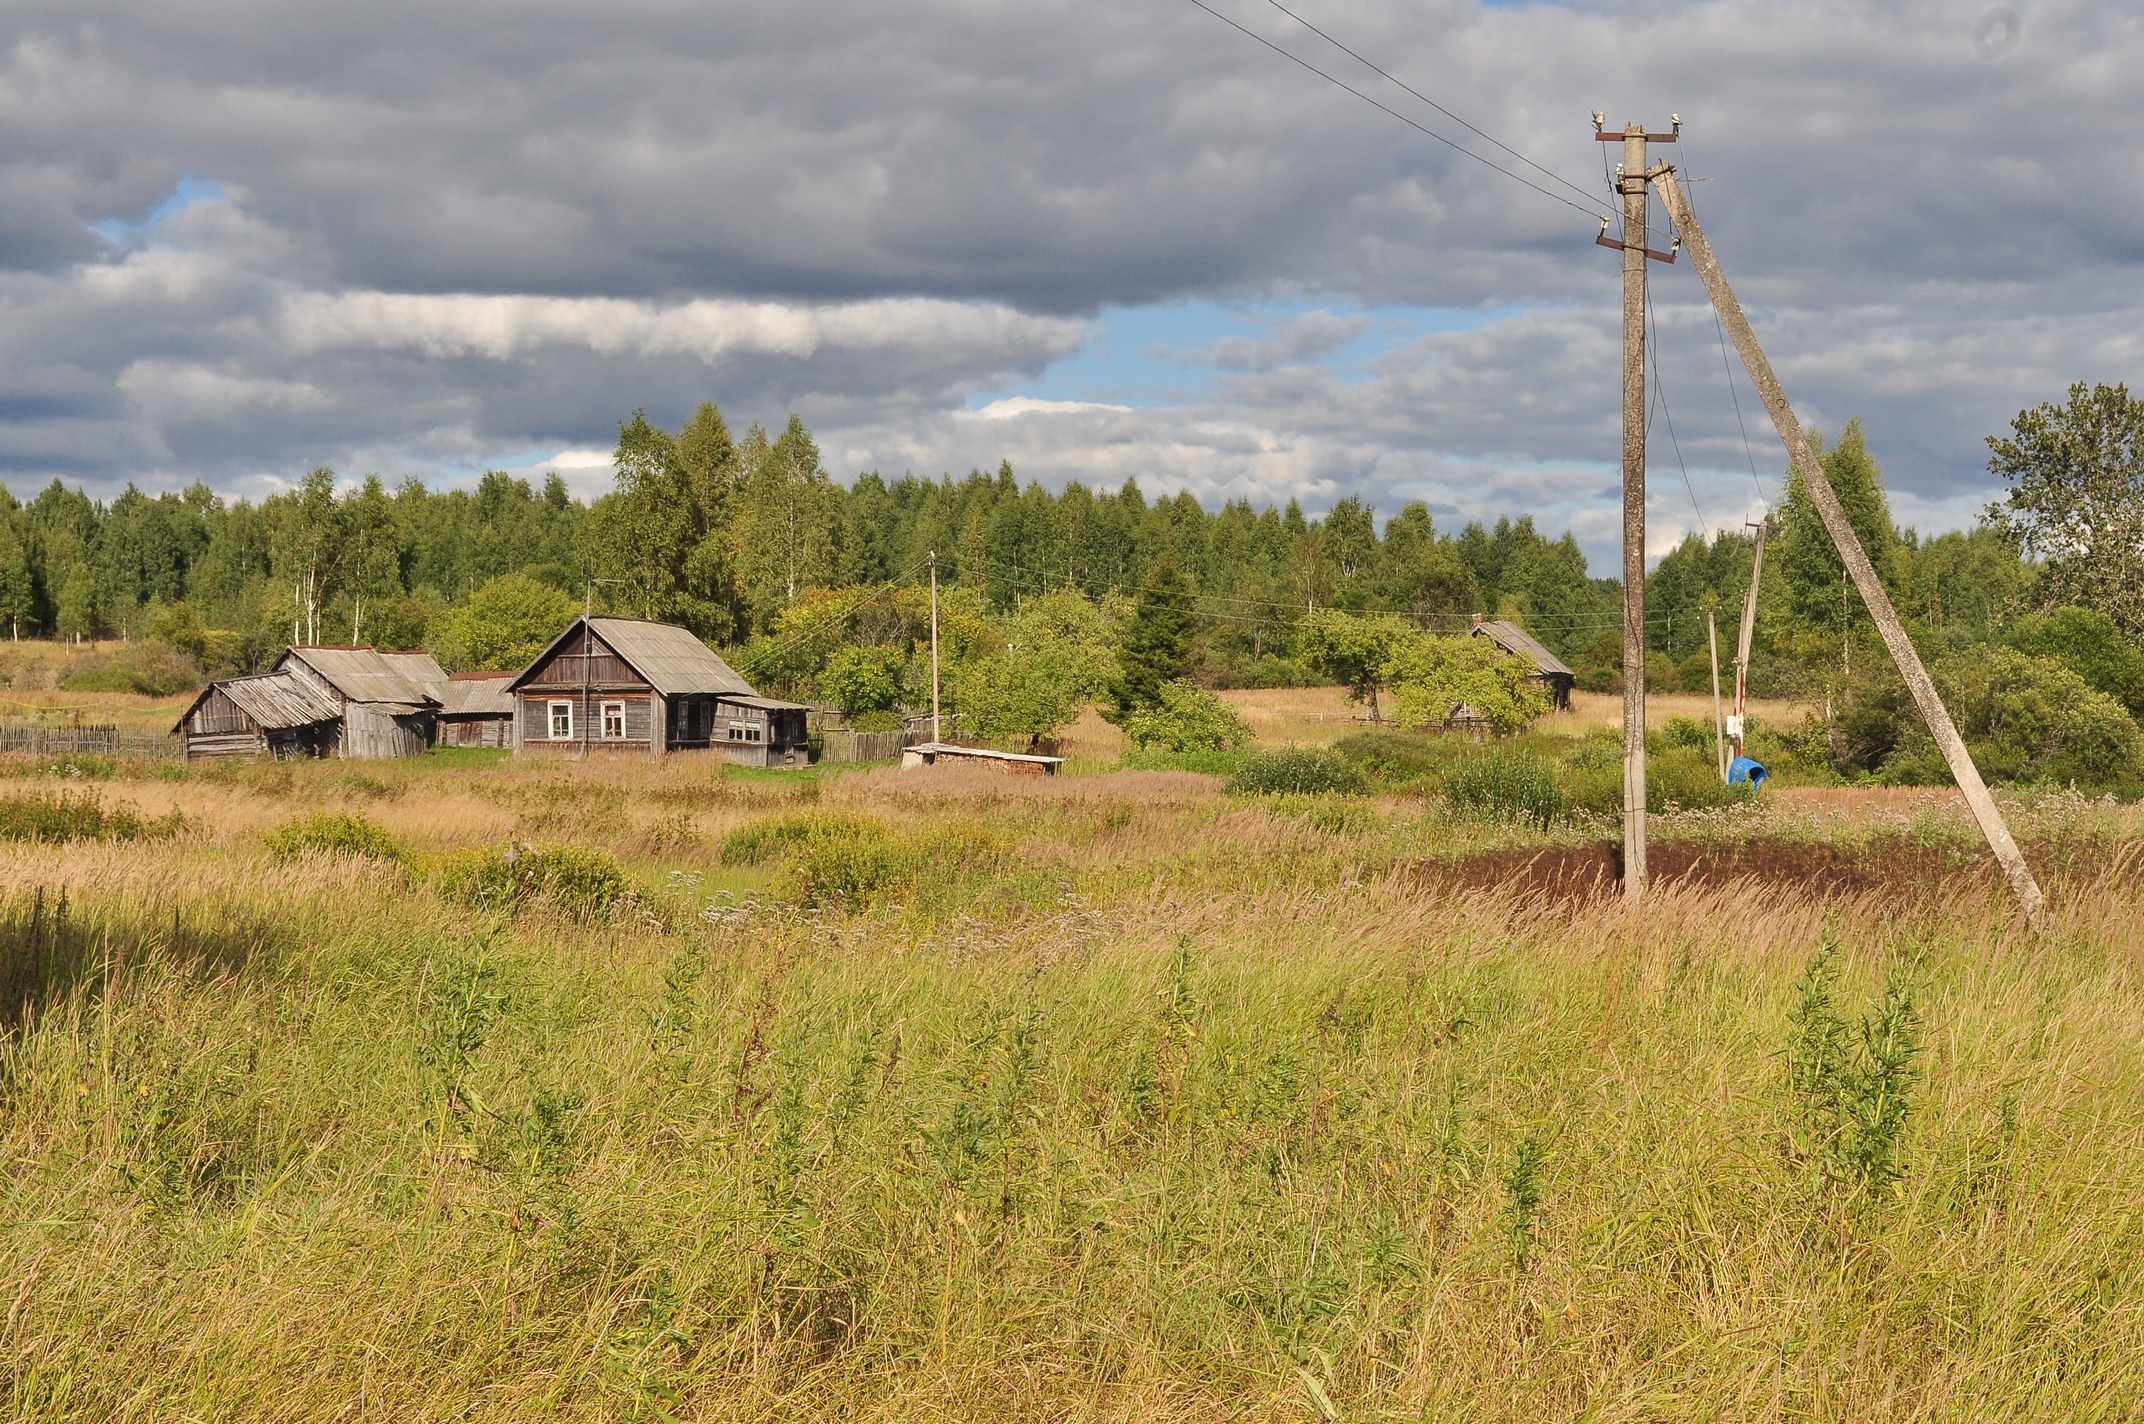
[{"xmin": 0, "ymin": 759, "xmax": 2141, "ymax": 1419}]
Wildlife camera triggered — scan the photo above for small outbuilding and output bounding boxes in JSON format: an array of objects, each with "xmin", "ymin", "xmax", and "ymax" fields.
[
  {"xmin": 436, "ymin": 672, "xmax": 517, "ymax": 748},
  {"xmin": 1470, "ymin": 616, "xmax": 1576, "ymax": 712},
  {"xmin": 508, "ymin": 616, "xmax": 811, "ymax": 766},
  {"xmin": 173, "ymin": 671, "xmax": 343, "ymax": 760}
]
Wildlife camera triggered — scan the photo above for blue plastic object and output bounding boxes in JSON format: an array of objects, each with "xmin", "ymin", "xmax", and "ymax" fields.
[{"xmin": 1728, "ymin": 755, "xmax": 1768, "ymax": 787}]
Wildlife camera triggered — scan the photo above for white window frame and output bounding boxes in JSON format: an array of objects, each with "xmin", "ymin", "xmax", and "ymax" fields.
[
  {"xmin": 729, "ymin": 720, "xmax": 762, "ymax": 743},
  {"xmin": 602, "ymin": 700, "xmax": 626, "ymax": 740},
  {"xmin": 548, "ymin": 700, "xmax": 573, "ymax": 740}
]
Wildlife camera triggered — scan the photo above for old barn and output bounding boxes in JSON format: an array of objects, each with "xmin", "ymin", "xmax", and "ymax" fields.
[
  {"xmin": 509, "ymin": 616, "xmax": 811, "ymax": 766},
  {"xmin": 173, "ymin": 645, "xmax": 452, "ymax": 760},
  {"xmin": 1471, "ymin": 617, "xmax": 1576, "ymax": 712},
  {"xmin": 436, "ymin": 672, "xmax": 517, "ymax": 747}
]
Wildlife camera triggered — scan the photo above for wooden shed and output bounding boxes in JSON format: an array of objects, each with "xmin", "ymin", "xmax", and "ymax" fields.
[
  {"xmin": 173, "ymin": 672, "xmax": 342, "ymax": 760},
  {"xmin": 436, "ymin": 672, "xmax": 517, "ymax": 748},
  {"xmin": 508, "ymin": 616, "xmax": 811, "ymax": 766},
  {"xmin": 1471, "ymin": 617, "xmax": 1576, "ymax": 711},
  {"xmin": 173, "ymin": 645, "xmax": 449, "ymax": 760}
]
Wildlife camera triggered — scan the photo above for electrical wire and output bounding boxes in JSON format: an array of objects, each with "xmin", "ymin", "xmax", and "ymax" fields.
[
  {"xmin": 1252, "ymin": 0, "xmax": 1608, "ymax": 215},
  {"xmin": 1179, "ymin": 0, "xmax": 1612, "ymax": 220},
  {"xmin": 1674, "ymin": 129, "xmax": 1771, "ymax": 510},
  {"xmin": 1644, "ymin": 284, "xmax": 1709, "ymax": 542}
]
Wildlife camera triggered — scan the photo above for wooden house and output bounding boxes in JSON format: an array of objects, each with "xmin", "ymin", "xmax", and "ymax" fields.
[
  {"xmin": 172, "ymin": 645, "xmax": 450, "ymax": 760},
  {"xmin": 1471, "ymin": 617, "xmax": 1576, "ymax": 711},
  {"xmin": 508, "ymin": 616, "xmax": 811, "ymax": 766}
]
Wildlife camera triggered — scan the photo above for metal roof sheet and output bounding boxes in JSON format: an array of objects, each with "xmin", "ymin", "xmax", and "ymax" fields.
[
  {"xmin": 438, "ymin": 677, "xmax": 516, "ymax": 716},
  {"xmin": 1472, "ymin": 620, "xmax": 1575, "ymax": 678},
  {"xmin": 281, "ymin": 646, "xmax": 444, "ymax": 705},
  {"xmin": 210, "ymin": 672, "xmax": 342, "ymax": 731},
  {"xmin": 584, "ymin": 618, "xmax": 757, "ymax": 696}
]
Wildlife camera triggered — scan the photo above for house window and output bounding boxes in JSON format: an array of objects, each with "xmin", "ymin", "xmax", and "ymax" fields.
[
  {"xmin": 602, "ymin": 701, "xmax": 626, "ymax": 739},
  {"xmin": 728, "ymin": 721, "xmax": 761, "ymax": 743},
  {"xmin": 549, "ymin": 700, "xmax": 573, "ymax": 739}
]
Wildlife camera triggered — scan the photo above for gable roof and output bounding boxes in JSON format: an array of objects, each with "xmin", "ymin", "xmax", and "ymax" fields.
[
  {"xmin": 1472, "ymin": 620, "xmax": 1575, "ymax": 678},
  {"xmin": 280, "ymin": 646, "xmax": 445, "ymax": 706},
  {"xmin": 172, "ymin": 671, "xmax": 342, "ymax": 735},
  {"xmin": 509, "ymin": 616, "xmax": 757, "ymax": 698}
]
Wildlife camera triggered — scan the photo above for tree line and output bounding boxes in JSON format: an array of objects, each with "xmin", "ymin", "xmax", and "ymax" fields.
[{"xmin": 4, "ymin": 383, "xmax": 2139, "ymax": 720}]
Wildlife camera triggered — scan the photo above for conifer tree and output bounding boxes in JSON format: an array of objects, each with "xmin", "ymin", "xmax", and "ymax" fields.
[{"xmin": 1105, "ymin": 554, "xmax": 1195, "ymax": 723}]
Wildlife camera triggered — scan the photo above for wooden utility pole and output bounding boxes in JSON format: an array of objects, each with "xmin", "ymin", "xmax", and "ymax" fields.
[
  {"xmin": 1707, "ymin": 610, "xmax": 1725, "ymax": 781},
  {"xmin": 1651, "ymin": 168, "xmax": 2047, "ymax": 931},
  {"xmin": 929, "ymin": 551, "xmax": 942, "ymax": 745},
  {"xmin": 1596, "ymin": 115, "xmax": 1678, "ymax": 897},
  {"xmin": 1731, "ymin": 520, "xmax": 1766, "ymax": 763}
]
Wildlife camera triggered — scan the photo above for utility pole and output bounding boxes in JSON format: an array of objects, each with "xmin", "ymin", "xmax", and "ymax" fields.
[
  {"xmin": 1596, "ymin": 114, "xmax": 1678, "ymax": 898},
  {"xmin": 1707, "ymin": 609, "xmax": 1725, "ymax": 782},
  {"xmin": 929, "ymin": 551, "xmax": 941, "ymax": 745},
  {"xmin": 1652, "ymin": 167, "xmax": 2046, "ymax": 931},
  {"xmin": 1730, "ymin": 519, "xmax": 1766, "ymax": 763}
]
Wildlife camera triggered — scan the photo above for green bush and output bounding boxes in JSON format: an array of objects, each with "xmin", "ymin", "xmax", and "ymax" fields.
[
  {"xmin": 1122, "ymin": 679, "xmax": 1253, "ymax": 753},
  {"xmin": 820, "ymin": 646, "xmax": 905, "ymax": 714},
  {"xmin": 1332, "ymin": 729, "xmax": 1458, "ymax": 787},
  {"xmin": 1227, "ymin": 747, "xmax": 1371, "ymax": 797},
  {"xmin": 720, "ymin": 809, "xmax": 935, "ymax": 908},
  {"xmin": 1443, "ymin": 749, "xmax": 1568, "ymax": 830},
  {"xmin": 1119, "ymin": 746, "xmax": 1244, "ymax": 777},
  {"xmin": 1564, "ymin": 745, "xmax": 1749, "ymax": 816},
  {"xmin": 0, "ymin": 790, "xmax": 183, "ymax": 843},
  {"xmin": 1838, "ymin": 649, "xmax": 2143, "ymax": 793},
  {"xmin": 434, "ymin": 843, "xmax": 627, "ymax": 916},
  {"xmin": 58, "ymin": 641, "xmax": 203, "ymax": 697},
  {"xmin": 263, "ymin": 812, "xmax": 406, "ymax": 865}
]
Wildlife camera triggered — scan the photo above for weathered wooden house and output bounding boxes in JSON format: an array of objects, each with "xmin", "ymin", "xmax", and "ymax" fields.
[
  {"xmin": 436, "ymin": 672, "xmax": 517, "ymax": 747},
  {"xmin": 172, "ymin": 645, "xmax": 451, "ymax": 760},
  {"xmin": 508, "ymin": 616, "xmax": 811, "ymax": 766},
  {"xmin": 1471, "ymin": 617, "xmax": 1576, "ymax": 712}
]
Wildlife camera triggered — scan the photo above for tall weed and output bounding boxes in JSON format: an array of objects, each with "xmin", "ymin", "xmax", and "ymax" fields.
[{"xmin": 1785, "ymin": 939, "xmax": 1923, "ymax": 1201}]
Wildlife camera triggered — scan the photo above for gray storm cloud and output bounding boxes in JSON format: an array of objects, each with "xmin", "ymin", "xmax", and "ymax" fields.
[{"xmin": 0, "ymin": 0, "xmax": 2138, "ymax": 563}]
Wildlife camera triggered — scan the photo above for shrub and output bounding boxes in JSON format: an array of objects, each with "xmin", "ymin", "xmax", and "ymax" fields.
[
  {"xmin": 2007, "ymin": 606, "xmax": 2144, "ymax": 720},
  {"xmin": 263, "ymin": 812, "xmax": 406, "ymax": 865},
  {"xmin": 1332, "ymin": 729, "xmax": 1456, "ymax": 787},
  {"xmin": 1564, "ymin": 745, "xmax": 1748, "ymax": 816},
  {"xmin": 427, "ymin": 573, "xmax": 578, "ymax": 672},
  {"xmin": 820, "ymin": 646, "xmax": 905, "ymax": 714},
  {"xmin": 434, "ymin": 843, "xmax": 627, "ymax": 916},
  {"xmin": 1840, "ymin": 649, "xmax": 2143, "ymax": 792},
  {"xmin": 1227, "ymin": 747, "xmax": 1371, "ymax": 797},
  {"xmin": 1122, "ymin": 679, "xmax": 1253, "ymax": 752},
  {"xmin": 720, "ymin": 809, "xmax": 933, "ymax": 908},
  {"xmin": 1442, "ymin": 749, "xmax": 1567, "ymax": 830},
  {"xmin": 1119, "ymin": 746, "xmax": 1244, "ymax": 776},
  {"xmin": 0, "ymin": 790, "xmax": 184, "ymax": 843}
]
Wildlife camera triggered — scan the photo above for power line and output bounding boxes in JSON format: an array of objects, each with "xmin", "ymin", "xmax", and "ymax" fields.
[
  {"xmin": 1645, "ymin": 284, "xmax": 1709, "ymax": 541},
  {"xmin": 1252, "ymin": 0, "xmax": 1607, "ymax": 214},
  {"xmin": 1180, "ymin": 0, "xmax": 1611, "ymax": 220},
  {"xmin": 1674, "ymin": 130, "xmax": 1770, "ymax": 509}
]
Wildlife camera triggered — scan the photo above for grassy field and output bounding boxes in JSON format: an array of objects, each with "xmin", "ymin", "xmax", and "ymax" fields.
[{"xmin": 2, "ymin": 731, "xmax": 2142, "ymax": 1420}]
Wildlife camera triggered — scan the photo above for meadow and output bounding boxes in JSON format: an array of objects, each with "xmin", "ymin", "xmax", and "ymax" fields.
[{"xmin": 1, "ymin": 711, "xmax": 2142, "ymax": 1421}]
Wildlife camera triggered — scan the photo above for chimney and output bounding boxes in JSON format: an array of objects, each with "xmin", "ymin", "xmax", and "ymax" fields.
[{"xmin": 1471, "ymin": 613, "xmax": 1483, "ymax": 628}]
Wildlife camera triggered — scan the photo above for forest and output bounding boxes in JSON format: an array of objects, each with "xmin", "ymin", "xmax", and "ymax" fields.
[{"xmin": 3, "ymin": 385, "xmax": 2140, "ymax": 760}]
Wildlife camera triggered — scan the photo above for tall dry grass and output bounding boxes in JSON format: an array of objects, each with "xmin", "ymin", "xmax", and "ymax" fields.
[{"xmin": 0, "ymin": 754, "xmax": 2140, "ymax": 1420}]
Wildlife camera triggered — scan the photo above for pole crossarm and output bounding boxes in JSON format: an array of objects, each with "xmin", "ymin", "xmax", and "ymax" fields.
[{"xmin": 1649, "ymin": 167, "xmax": 2048, "ymax": 932}]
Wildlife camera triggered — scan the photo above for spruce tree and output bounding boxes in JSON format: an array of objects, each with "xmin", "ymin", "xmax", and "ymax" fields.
[{"xmin": 1105, "ymin": 554, "xmax": 1195, "ymax": 723}]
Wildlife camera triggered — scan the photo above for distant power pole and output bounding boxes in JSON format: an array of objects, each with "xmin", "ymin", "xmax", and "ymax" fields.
[{"xmin": 1596, "ymin": 115, "xmax": 1679, "ymax": 898}]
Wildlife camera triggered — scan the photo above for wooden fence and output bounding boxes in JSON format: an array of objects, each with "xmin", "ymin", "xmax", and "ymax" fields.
[
  {"xmin": 0, "ymin": 723, "xmax": 177, "ymax": 759},
  {"xmin": 816, "ymin": 728, "xmax": 914, "ymax": 763}
]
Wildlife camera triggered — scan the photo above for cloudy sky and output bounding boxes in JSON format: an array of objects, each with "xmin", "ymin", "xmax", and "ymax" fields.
[{"xmin": 1, "ymin": 0, "xmax": 2138, "ymax": 570}]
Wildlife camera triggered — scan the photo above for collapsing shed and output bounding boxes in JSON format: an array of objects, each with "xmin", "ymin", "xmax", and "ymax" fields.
[
  {"xmin": 173, "ymin": 645, "xmax": 451, "ymax": 761},
  {"xmin": 1470, "ymin": 617, "xmax": 1576, "ymax": 712},
  {"xmin": 508, "ymin": 616, "xmax": 811, "ymax": 766},
  {"xmin": 172, "ymin": 672, "xmax": 342, "ymax": 760}
]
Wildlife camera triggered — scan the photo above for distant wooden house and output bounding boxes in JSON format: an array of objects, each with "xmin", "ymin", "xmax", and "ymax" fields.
[
  {"xmin": 508, "ymin": 616, "xmax": 811, "ymax": 766},
  {"xmin": 172, "ymin": 645, "xmax": 450, "ymax": 760},
  {"xmin": 436, "ymin": 672, "xmax": 517, "ymax": 748},
  {"xmin": 1470, "ymin": 617, "xmax": 1576, "ymax": 712}
]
